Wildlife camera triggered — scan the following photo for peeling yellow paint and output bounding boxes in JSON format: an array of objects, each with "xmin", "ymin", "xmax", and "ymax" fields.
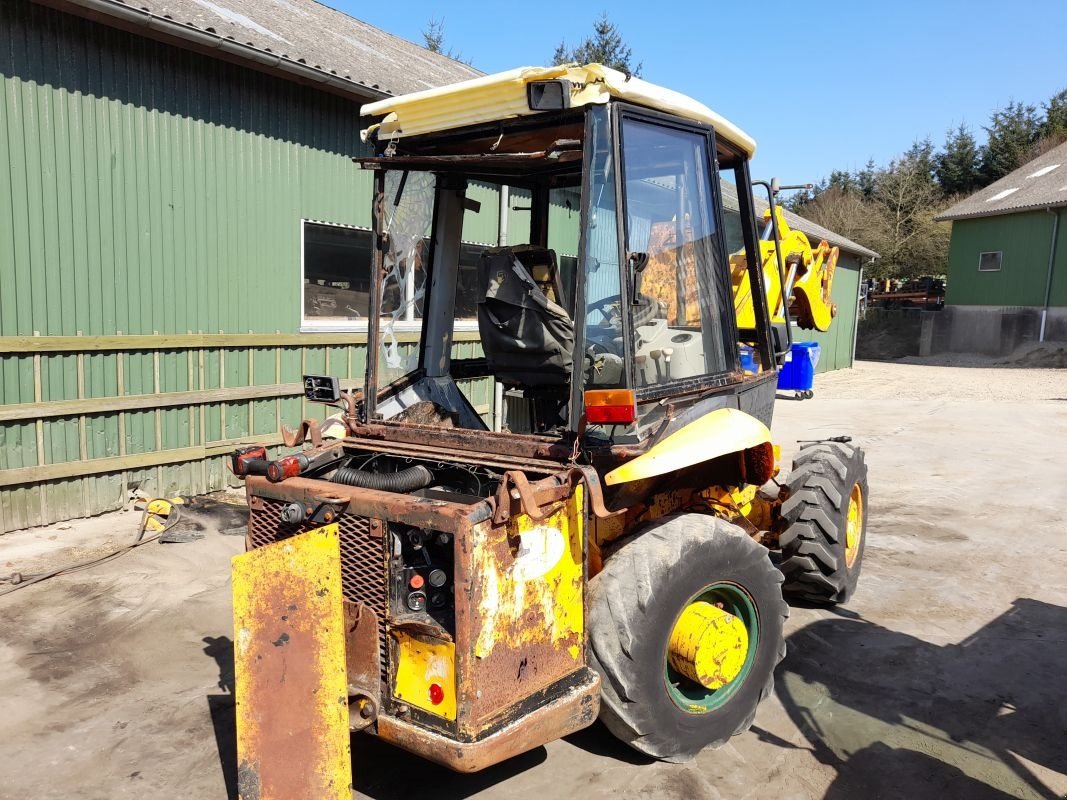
[
  {"xmin": 231, "ymin": 524, "xmax": 351, "ymax": 800},
  {"xmin": 473, "ymin": 486, "xmax": 584, "ymax": 663}
]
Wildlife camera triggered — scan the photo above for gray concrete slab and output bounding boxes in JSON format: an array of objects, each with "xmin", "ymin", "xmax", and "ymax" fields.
[{"xmin": 1, "ymin": 361, "xmax": 1065, "ymax": 800}]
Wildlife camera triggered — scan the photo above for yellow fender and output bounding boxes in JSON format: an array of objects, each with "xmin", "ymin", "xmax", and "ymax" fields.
[{"xmin": 604, "ymin": 408, "xmax": 772, "ymax": 486}]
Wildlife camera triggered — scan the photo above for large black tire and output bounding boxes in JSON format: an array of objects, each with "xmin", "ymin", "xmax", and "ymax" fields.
[
  {"xmin": 587, "ymin": 514, "xmax": 788, "ymax": 762},
  {"xmin": 778, "ymin": 441, "xmax": 869, "ymax": 604}
]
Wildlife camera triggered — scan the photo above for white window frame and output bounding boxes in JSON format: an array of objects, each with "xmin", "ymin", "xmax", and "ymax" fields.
[{"xmin": 978, "ymin": 250, "xmax": 1003, "ymax": 272}]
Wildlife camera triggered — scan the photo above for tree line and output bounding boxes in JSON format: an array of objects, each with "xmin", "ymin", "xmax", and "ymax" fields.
[{"xmin": 788, "ymin": 90, "xmax": 1067, "ymax": 279}]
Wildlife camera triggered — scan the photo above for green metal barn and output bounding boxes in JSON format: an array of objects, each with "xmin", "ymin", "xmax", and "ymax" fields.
[
  {"xmin": 0, "ymin": 0, "xmax": 869, "ymax": 531},
  {"xmin": 935, "ymin": 141, "xmax": 1067, "ymax": 354}
]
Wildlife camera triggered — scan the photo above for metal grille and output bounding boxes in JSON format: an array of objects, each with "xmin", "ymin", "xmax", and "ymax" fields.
[{"xmin": 248, "ymin": 497, "xmax": 387, "ymax": 677}]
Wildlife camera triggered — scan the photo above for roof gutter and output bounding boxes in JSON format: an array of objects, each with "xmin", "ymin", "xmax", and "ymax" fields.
[
  {"xmin": 1040, "ymin": 207, "xmax": 1061, "ymax": 342},
  {"xmin": 41, "ymin": 0, "xmax": 391, "ymax": 102}
]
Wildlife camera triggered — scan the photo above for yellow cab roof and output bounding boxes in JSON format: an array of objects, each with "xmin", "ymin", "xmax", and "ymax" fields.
[{"xmin": 360, "ymin": 64, "xmax": 756, "ymax": 157}]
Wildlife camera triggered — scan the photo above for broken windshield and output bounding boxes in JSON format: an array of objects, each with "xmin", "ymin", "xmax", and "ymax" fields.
[{"xmin": 375, "ymin": 170, "xmax": 436, "ymax": 386}]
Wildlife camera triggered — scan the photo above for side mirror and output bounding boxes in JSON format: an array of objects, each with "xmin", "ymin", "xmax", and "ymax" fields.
[
  {"xmin": 303, "ymin": 374, "xmax": 341, "ymax": 403},
  {"xmin": 770, "ymin": 177, "xmax": 780, "ymax": 196}
]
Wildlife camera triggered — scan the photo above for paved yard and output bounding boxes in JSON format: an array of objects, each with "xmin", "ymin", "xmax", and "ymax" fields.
[{"xmin": 2, "ymin": 360, "xmax": 1066, "ymax": 800}]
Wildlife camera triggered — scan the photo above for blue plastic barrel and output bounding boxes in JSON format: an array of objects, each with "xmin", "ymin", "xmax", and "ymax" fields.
[{"xmin": 777, "ymin": 342, "xmax": 820, "ymax": 391}]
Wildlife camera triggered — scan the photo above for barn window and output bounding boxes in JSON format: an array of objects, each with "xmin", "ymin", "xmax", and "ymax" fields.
[
  {"xmin": 301, "ymin": 219, "xmax": 485, "ymax": 329},
  {"xmin": 302, "ymin": 220, "xmax": 373, "ymax": 328},
  {"xmin": 978, "ymin": 251, "xmax": 1003, "ymax": 272}
]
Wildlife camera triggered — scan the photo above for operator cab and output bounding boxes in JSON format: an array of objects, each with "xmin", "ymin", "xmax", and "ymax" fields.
[{"xmin": 357, "ymin": 64, "xmax": 777, "ymax": 446}]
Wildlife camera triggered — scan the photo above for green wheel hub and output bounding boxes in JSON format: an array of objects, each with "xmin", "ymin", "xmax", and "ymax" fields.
[{"xmin": 663, "ymin": 581, "xmax": 759, "ymax": 713}]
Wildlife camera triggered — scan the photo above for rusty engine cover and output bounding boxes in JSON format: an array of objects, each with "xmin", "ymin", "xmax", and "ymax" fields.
[{"xmin": 244, "ymin": 467, "xmax": 596, "ymax": 764}]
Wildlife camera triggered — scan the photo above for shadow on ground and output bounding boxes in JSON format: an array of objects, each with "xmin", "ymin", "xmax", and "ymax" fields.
[
  {"xmin": 777, "ymin": 598, "xmax": 1067, "ymax": 799},
  {"xmin": 202, "ymin": 599, "xmax": 1067, "ymax": 800},
  {"xmin": 201, "ymin": 634, "xmax": 548, "ymax": 800}
]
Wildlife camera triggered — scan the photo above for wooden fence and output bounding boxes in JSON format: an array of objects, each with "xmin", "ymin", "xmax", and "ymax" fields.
[{"xmin": 0, "ymin": 331, "xmax": 491, "ymax": 532}]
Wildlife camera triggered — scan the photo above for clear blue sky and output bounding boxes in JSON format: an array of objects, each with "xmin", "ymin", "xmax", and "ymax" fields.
[{"xmin": 331, "ymin": 0, "xmax": 1066, "ymax": 185}]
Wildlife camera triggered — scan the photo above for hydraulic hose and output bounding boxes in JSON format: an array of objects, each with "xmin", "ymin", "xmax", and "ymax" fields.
[{"xmin": 330, "ymin": 464, "xmax": 433, "ymax": 493}]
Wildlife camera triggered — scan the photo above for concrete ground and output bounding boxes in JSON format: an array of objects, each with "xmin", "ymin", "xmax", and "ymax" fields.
[{"xmin": 1, "ymin": 360, "xmax": 1066, "ymax": 800}]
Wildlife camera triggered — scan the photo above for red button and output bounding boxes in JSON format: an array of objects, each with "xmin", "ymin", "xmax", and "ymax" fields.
[
  {"xmin": 409, "ymin": 574, "xmax": 425, "ymax": 589},
  {"xmin": 429, "ymin": 683, "xmax": 444, "ymax": 705}
]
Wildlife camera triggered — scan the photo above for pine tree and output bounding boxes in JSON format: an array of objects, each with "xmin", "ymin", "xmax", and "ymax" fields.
[
  {"xmin": 1038, "ymin": 89, "xmax": 1067, "ymax": 143},
  {"xmin": 421, "ymin": 18, "xmax": 471, "ymax": 64},
  {"xmin": 857, "ymin": 159, "xmax": 877, "ymax": 200},
  {"xmin": 936, "ymin": 124, "xmax": 982, "ymax": 196},
  {"xmin": 980, "ymin": 101, "xmax": 1040, "ymax": 183},
  {"xmin": 904, "ymin": 138, "xmax": 938, "ymax": 185},
  {"xmin": 827, "ymin": 169, "xmax": 857, "ymax": 194},
  {"xmin": 552, "ymin": 13, "xmax": 641, "ymax": 77}
]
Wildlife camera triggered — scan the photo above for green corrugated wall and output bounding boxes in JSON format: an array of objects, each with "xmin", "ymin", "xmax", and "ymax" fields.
[
  {"xmin": 0, "ymin": 0, "xmax": 497, "ymax": 531},
  {"xmin": 945, "ymin": 210, "xmax": 1067, "ymax": 307}
]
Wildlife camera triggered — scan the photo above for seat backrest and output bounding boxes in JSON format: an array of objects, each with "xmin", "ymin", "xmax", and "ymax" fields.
[{"xmin": 477, "ymin": 246, "xmax": 575, "ymax": 388}]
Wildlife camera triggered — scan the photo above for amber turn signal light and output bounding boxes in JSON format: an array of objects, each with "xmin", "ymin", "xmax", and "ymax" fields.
[{"xmin": 584, "ymin": 389, "xmax": 637, "ymax": 425}]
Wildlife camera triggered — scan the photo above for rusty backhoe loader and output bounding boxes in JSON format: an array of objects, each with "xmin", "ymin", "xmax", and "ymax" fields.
[{"xmin": 227, "ymin": 63, "xmax": 869, "ymax": 799}]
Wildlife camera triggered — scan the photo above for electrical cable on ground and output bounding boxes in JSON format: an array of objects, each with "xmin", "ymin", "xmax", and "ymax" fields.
[{"xmin": 0, "ymin": 501, "xmax": 183, "ymax": 597}]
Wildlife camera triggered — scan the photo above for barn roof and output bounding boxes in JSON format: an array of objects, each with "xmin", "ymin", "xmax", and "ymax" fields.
[
  {"xmin": 937, "ymin": 140, "xmax": 1067, "ymax": 221},
  {"xmin": 56, "ymin": 0, "xmax": 482, "ymax": 100}
]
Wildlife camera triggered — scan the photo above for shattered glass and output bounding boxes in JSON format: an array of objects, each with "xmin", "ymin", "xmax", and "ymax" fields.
[{"xmin": 376, "ymin": 170, "xmax": 436, "ymax": 385}]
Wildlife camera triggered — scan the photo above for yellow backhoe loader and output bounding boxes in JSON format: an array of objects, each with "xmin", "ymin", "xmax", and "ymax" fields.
[{"xmin": 227, "ymin": 63, "xmax": 868, "ymax": 799}]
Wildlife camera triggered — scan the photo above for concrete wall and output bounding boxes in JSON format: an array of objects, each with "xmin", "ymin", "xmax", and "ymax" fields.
[{"xmin": 921, "ymin": 305, "xmax": 1067, "ymax": 356}]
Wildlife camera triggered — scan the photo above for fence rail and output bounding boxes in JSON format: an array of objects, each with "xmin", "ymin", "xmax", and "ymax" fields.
[{"xmin": 0, "ymin": 331, "xmax": 490, "ymax": 532}]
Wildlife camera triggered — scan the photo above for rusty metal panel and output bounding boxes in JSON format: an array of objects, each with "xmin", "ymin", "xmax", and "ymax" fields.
[
  {"xmin": 232, "ymin": 524, "xmax": 352, "ymax": 800},
  {"xmin": 457, "ymin": 485, "xmax": 586, "ymax": 733}
]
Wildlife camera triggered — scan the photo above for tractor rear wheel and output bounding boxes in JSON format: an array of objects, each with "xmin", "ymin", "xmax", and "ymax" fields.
[
  {"xmin": 587, "ymin": 514, "xmax": 787, "ymax": 762},
  {"xmin": 778, "ymin": 441, "xmax": 869, "ymax": 604}
]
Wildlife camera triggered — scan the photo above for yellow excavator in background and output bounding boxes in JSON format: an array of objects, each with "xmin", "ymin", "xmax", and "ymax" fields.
[{"xmin": 732, "ymin": 204, "xmax": 840, "ymax": 334}]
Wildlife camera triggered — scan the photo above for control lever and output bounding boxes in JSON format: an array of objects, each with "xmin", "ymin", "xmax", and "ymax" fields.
[
  {"xmin": 649, "ymin": 349, "xmax": 663, "ymax": 382},
  {"xmin": 635, "ymin": 354, "xmax": 648, "ymax": 385},
  {"xmin": 662, "ymin": 347, "xmax": 674, "ymax": 382}
]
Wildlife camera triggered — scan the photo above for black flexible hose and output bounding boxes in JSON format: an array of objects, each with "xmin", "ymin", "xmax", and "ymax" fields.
[{"xmin": 330, "ymin": 464, "xmax": 433, "ymax": 493}]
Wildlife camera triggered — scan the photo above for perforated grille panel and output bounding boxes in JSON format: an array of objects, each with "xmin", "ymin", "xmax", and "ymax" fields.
[{"xmin": 248, "ymin": 497, "xmax": 387, "ymax": 677}]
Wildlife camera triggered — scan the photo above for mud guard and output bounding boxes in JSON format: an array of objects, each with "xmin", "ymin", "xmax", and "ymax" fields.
[
  {"xmin": 604, "ymin": 407, "xmax": 772, "ymax": 486},
  {"xmin": 232, "ymin": 524, "xmax": 352, "ymax": 800}
]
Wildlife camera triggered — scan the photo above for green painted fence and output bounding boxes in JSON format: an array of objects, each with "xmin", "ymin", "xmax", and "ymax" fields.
[{"xmin": 0, "ymin": 332, "xmax": 492, "ymax": 532}]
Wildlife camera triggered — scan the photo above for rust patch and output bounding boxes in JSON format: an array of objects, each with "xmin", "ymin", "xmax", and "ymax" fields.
[
  {"xmin": 232, "ymin": 527, "xmax": 351, "ymax": 799},
  {"xmin": 375, "ymin": 669, "xmax": 600, "ymax": 772},
  {"xmin": 344, "ymin": 601, "xmax": 381, "ymax": 732}
]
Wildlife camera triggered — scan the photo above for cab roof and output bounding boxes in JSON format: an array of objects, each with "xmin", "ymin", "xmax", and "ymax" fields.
[{"xmin": 360, "ymin": 64, "xmax": 757, "ymax": 157}]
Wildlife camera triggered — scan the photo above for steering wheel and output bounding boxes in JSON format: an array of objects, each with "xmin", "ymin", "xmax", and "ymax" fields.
[{"xmin": 586, "ymin": 294, "xmax": 624, "ymax": 328}]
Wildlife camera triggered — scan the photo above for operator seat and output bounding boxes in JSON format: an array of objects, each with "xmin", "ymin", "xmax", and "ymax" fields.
[{"xmin": 477, "ymin": 245, "xmax": 574, "ymax": 389}]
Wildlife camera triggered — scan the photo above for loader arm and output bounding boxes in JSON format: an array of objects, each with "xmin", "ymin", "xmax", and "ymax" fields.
[{"xmin": 731, "ymin": 206, "xmax": 838, "ymax": 332}]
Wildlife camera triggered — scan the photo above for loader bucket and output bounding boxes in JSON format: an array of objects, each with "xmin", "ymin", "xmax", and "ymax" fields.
[{"xmin": 231, "ymin": 524, "xmax": 352, "ymax": 800}]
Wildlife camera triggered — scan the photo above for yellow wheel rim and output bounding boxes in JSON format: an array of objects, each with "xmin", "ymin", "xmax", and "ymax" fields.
[
  {"xmin": 667, "ymin": 601, "xmax": 749, "ymax": 690},
  {"xmin": 845, "ymin": 483, "xmax": 863, "ymax": 568}
]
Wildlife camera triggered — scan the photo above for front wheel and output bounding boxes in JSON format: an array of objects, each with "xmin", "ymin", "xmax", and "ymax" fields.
[
  {"xmin": 778, "ymin": 441, "xmax": 869, "ymax": 604},
  {"xmin": 587, "ymin": 514, "xmax": 788, "ymax": 762}
]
